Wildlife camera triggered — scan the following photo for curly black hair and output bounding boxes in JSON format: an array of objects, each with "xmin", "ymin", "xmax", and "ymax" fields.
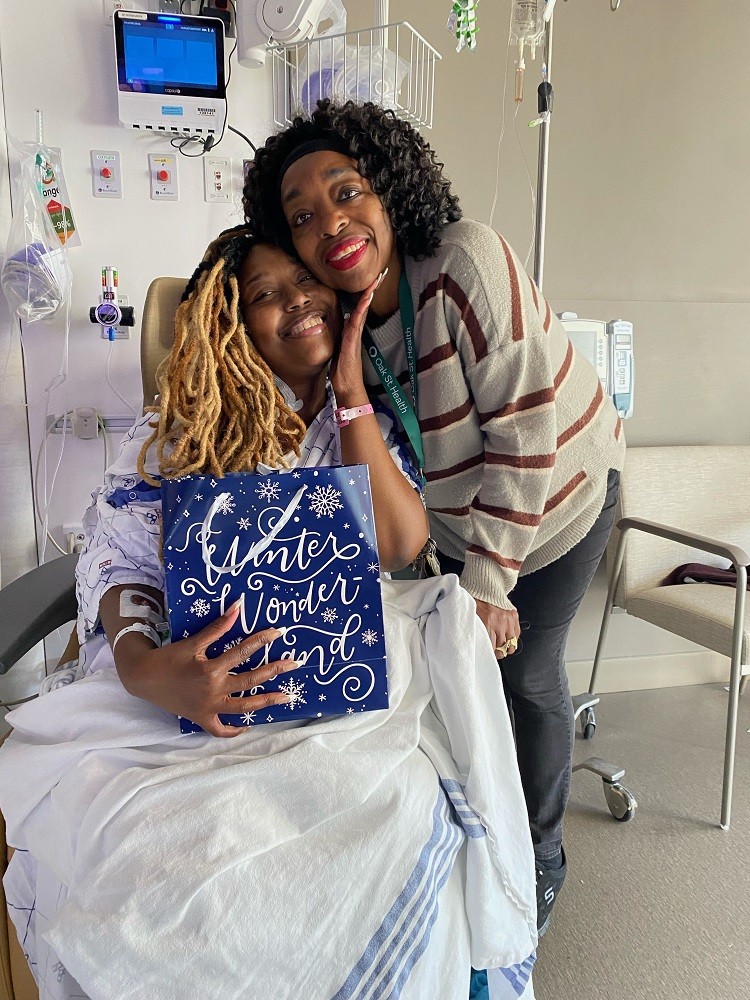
[{"xmin": 242, "ymin": 101, "xmax": 462, "ymax": 260}]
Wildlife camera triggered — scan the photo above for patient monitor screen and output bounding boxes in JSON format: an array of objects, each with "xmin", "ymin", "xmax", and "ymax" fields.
[{"xmin": 115, "ymin": 12, "xmax": 225, "ymax": 98}]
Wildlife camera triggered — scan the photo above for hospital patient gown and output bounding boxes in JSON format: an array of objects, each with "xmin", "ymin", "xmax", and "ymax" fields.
[{"xmin": 0, "ymin": 382, "xmax": 538, "ymax": 1000}]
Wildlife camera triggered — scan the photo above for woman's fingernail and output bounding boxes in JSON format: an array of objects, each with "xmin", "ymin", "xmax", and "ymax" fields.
[
  {"xmin": 225, "ymin": 599, "xmax": 242, "ymax": 615},
  {"xmin": 282, "ymin": 660, "xmax": 300, "ymax": 672}
]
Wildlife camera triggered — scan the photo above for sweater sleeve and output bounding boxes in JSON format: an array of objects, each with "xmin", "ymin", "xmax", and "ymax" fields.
[{"xmin": 442, "ymin": 229, "xmax": 559, "ymax": 610}]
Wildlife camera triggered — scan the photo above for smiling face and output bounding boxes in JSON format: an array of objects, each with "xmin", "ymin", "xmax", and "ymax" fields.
[
  {"xmin": 280, "ymin": 150, "xmax": 398, "ymax": 295},
  {"xmin": 238, "ymin": 244, "xmax": 341, "ymax": 389}
]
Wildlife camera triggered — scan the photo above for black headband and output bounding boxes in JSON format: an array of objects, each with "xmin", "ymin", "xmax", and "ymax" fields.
[{"xmin": 277, "ymin": 134, "xmax": 354, "ymax": 192}]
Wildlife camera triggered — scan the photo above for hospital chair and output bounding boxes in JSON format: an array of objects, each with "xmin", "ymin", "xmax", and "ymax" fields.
[{"xmin": 579, "ymin": 446, "xmax": 750, "ymax": 830}]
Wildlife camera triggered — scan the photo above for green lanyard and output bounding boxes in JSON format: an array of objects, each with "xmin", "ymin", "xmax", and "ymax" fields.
[{"xmin": 363, "ymin": 271, "xmax": 426, "ymax": 486}]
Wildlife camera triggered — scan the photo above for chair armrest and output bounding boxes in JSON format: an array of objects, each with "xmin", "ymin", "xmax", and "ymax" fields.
[
  {"xmin": 617, "ymin": 517, "xmax": 750, "ymax": 570},
  {"xmin": 0, "ymin": 554, "xmax": 78, "ymax": 675}
]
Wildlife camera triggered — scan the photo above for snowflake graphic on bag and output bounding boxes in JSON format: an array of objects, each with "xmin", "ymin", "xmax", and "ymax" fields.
[
  {"xmin": 216, "ymin": 494, "xmax": 235, "ymax": 515},
  {"xmin": 256, "ymin": 479, "xmax": 281, "ymax": 502},
  {"xmin": 278, "ymin": 676, "xmax": 307, "ymax": 710},
  {"xmin": 308, "ymin": 484, "xmax": 343, "ymax": 518}
]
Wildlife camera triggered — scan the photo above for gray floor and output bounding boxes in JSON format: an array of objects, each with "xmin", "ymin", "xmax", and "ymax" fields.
[{"xmin": 535, "ymin": 683, "xmax": 750, "ymax": 1000}]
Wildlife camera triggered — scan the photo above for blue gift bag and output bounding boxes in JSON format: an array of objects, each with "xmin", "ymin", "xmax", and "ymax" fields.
[{"xmin": 161, "ymin": 465, "xmax": 388, "ymax": 733}]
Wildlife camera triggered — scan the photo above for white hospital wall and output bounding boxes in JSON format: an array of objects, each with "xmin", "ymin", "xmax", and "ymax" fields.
[
  {"xmin": 0, "ymin": 0, "xmax": 275, "ymax": 579},
  {"xmin": 0, "ymin": 44, "xmax": 37, "ymax": 591},
  {"xmin": 345, "ymin": 0, "xmax": 750, "ymax": 688}
]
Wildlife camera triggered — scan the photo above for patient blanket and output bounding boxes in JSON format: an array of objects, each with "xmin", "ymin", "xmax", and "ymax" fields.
[{"xmin": 1, "ymin": 577, "xmax": 537, "ymax": 1000}]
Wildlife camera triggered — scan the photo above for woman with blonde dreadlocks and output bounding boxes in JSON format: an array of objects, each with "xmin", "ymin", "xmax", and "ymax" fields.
[
  {"xmin": 74, "ymin": 225, "xmax": 430, "ymax": 734},
  {"xmin": 0, "ymin": 228, "xmax": 538, "ymax": 1000}
]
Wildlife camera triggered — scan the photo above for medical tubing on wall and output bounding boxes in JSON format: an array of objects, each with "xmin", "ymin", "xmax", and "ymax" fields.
[
  {"xmin": 106, "ymin": 338, "xmax": 137, "ymax": 418},
  {"xmin": 34, "ymin": 407, "xmax": 109, "ymax": 558}
]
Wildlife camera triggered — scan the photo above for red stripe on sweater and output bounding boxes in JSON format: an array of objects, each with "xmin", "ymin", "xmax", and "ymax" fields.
[
  {"xmin": 554, "ymin": 339, "xmax": 574, "ymax": 390},
  {"xmin": 420, "ymin": 397, "xmax": 473, "ymax": 434},
  {"xmin": 557, "ymin": 382, "xmax": 604, "ymax": 448},
  {"xmin": 479, "ymin": 386, "xmax": 555, "ymax": 424},
  {"xmin": 418, "ymin": 274, "xmax": 488, "ymax": 361},
  {"xmin": 471, "ymin": 498, "xmax": 542, "ymax": 527},
  {"xmin": 466, "ymin": 545, "xmax": 523, "ymax": 572},
  {"xmin": 543, "ymin": 299, "xmax": 552, "ymax": 333},
  {"xmin": 431, "ymin": 505, "xmax": 471, "ymax": 517},
  {"xmin": 416, "ymin": 340, "xmax": 456, "ymax": 374},
  {"xmin": 426, "ymin": 452, "xmax": 484, "ymax": 483},
  {"xmin": 543, "ymin": 471, "xmax": 587, "ymax": 513},
  {"xmin": 486, "ymin": 451, "xmax": 556, "ymax": 469},
  {"xmin": 614, "ymin": 416, "xmax": 623, "ymax": 441},
  {"xmin": 497, "ymin": 235, "xmax": 524, "ymax": 341}
]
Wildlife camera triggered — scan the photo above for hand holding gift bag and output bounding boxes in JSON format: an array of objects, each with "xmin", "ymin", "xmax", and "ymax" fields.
[{"xmin": 162, "ymin": 464, "xmax": 388, "ymax": 732}]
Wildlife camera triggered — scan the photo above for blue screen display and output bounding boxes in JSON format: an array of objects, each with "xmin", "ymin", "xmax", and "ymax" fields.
[{"xmin": 120, "ymin": 18, "xmax": 220, "ymax": 93}]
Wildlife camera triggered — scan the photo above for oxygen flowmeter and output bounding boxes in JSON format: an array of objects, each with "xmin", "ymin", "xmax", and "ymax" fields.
[{"xmin": 89, "ymin": 266, "xmax": 135, "ymax": 340}]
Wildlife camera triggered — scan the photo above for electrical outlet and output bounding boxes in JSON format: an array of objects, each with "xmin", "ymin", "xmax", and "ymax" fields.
[
  {"xmin": 157, "ymin": 0, "xmax": 180, "ymax": 12},
  {"xmin": 63, "ymin": 522, "xmax": 86, "ymax": 554},
  {"xmin": 204, "ymin": 156, "xmax": 231, "ymax": 203}
]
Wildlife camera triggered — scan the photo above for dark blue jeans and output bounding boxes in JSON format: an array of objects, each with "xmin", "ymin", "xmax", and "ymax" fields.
[{"xmin": 439, "ymin": 469, "xmax": 620, "ymax": 860}]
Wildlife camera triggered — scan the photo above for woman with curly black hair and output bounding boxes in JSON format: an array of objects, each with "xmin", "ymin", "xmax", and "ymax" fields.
[{"xmin": 244, "ymin": 99, "xmax": 626, "ymax": 938}]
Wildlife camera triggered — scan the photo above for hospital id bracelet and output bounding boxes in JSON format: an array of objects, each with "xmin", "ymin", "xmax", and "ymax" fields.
[
  {"xmin": 333, "ymin": 403, "xmax": 374, "ymax": 427},
  {"xmin": 111, "ymin": 622, "xmax": 163, "ymax": 656}
]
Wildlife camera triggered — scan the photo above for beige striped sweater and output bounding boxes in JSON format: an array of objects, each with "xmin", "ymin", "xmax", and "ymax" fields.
[{"xmin": 362, "ymin": 219, "xmax": 626, "ymax": 610}]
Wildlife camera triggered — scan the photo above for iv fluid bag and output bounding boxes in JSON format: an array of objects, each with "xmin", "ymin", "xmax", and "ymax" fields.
[
  {"xmin": 1, "ymin": 140, "xmax": 72, "ymax": 323},
  {"xmin": 510, "ymin": 0, "xmax": 544, "ymax": 46}
]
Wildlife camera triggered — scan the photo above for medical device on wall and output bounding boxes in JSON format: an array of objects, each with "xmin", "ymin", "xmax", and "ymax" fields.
[
  {"xmin": 559, "ymin": 314, "xmax": 634, "ymax": 419},
  {"xmin": 90, "ymin": 266, "xmax": 135, "ymax": 341},
  {"xmin": 114, "ymin": 10, "xmax": 226, "ymax": 134},
  {"xmin": 236, "ymin": 0, "xmax": 328, "ymax": 69}
]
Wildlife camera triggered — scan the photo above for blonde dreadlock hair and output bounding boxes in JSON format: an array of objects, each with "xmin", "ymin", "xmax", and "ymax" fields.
[{"xmin": 138, "ymin": 226, "xmax": 307, "ymax": 486}]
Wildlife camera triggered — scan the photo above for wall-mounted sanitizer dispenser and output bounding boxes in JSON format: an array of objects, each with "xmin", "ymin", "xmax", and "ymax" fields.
[{"xmin": 559, "ymin": 313, "xmax": 634, "ymax": 419}]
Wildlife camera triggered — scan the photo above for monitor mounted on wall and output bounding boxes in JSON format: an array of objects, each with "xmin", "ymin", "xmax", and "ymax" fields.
[{"xmin": 114, "ymin": 10, "xmax": 226, "ymax": 135}]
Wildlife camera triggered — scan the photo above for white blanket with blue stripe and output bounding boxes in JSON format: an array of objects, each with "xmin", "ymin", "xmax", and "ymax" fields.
[{"xmin": 1, "ymin": 576, "xmax": 536, "ymax": 1000}]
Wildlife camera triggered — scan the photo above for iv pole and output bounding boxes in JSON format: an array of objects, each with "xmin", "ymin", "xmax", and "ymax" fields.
[
  {"xmin": 532, "ymin": 16, "xmax": 553, "ymax": 292},
  {"xmin": 526, "ymin": 0, "xmax": 635, "ymax": 814}
]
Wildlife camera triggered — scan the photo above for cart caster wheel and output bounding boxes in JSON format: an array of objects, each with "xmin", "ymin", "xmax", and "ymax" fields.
[
  {"xmin": 603, "ymin": 780, "xmax": 637, "ymax": 822},
  {"xmin": 581, "ymin": 707, "xmax": 596, "ymax": 740}
]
